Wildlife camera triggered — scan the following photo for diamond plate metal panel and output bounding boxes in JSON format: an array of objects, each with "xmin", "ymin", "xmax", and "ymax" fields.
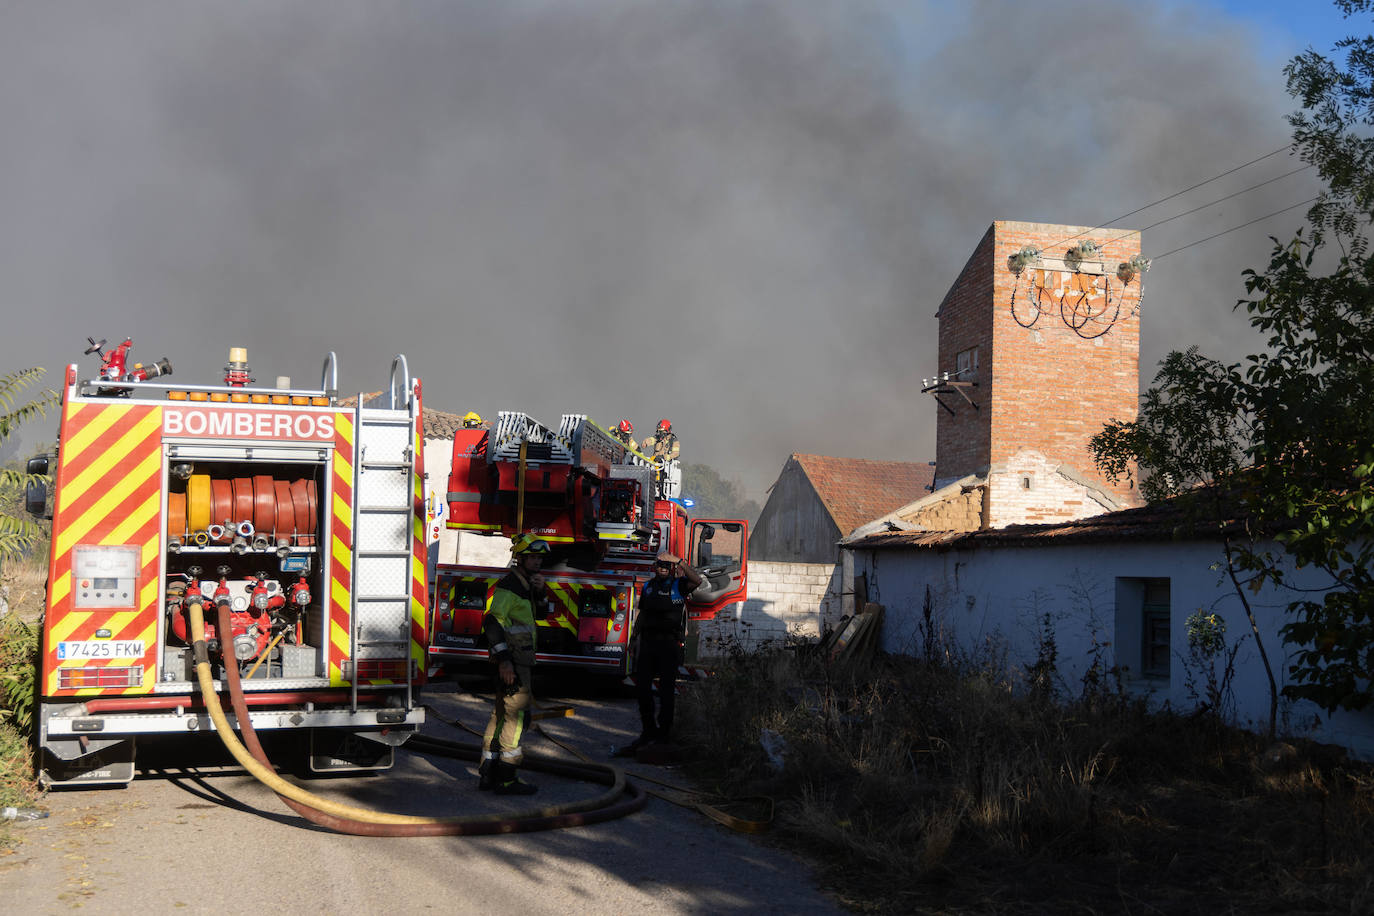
[
  {"xmin": 356, "ymin": 557, "xmax": 409, "ymax": 597},
  {"xmin": 357, "ymin": 420, "xmax": 408, "ymax": 464},
  {"xmin": 358, "ymin": 469, "xmax": 408, "ymax": 509},
  {"xmin": 357, "ymin": 510, "xmax": 408, "ymax": 552}
]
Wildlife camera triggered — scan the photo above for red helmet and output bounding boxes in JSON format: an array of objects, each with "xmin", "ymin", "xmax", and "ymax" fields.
[
  {"xmin": 617, "ymin": 419, "xmax": 633, "ymax": 434},
  {"xmin": 657, "ymin": 419, "xmax": 671, "ymax": 432}
]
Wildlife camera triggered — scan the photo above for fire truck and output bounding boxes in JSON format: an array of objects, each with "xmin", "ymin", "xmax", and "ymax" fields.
[
  {"xmin": 26, "ymin": 342, "xmax": 428, "ymax": 787},
  {"xmin": 429, "ymin": 411, "xmax": 748, "ymax": 678}
]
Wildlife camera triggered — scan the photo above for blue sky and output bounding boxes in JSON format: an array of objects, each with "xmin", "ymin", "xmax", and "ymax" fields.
[{"xmin": 1206, "ymin": 0, "xmax": 1359, "ymax": 57}]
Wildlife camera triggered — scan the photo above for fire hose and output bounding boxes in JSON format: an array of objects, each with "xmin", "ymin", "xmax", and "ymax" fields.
[{"xmin": 189, "ymin": 599, "xmax": 645, "ymax": 835}]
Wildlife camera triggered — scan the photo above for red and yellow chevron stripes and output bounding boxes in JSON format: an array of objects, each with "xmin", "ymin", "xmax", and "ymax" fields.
[
  {"xmin": 545, "ymin": 582, "xmax": 588, "ymax": 635},
  {"xmin": 409, "ymin": 381, "xmax": 428, "ymax": 683},
  {"xmin": 44, "ymin": 401, "xmax": 163, "ymax": 696},
  {"xmin": 327, "ymin": 412, "xmax": 354, "ymax": 686}
]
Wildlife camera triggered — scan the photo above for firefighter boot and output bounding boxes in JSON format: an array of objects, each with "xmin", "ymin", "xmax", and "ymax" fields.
[
  {"xmin": 494, "ymin": 762, "xmax": 537, "ymax": 796},
  {"xmin": 477, "ymin": 758, "xmax": 496, "ymax": 792}
]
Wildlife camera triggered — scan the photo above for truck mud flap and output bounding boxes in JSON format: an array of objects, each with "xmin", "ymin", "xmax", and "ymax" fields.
[
  {"xmin": 40, "ymin": 738, "xmax": 136, "ymax": 788},
  {"xmin": 308, "ymin": 729, "xmax": 395, "ymax": 773}
]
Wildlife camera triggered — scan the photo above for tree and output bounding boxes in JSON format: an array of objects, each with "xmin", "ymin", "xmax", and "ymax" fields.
[
  {"xmin": 1092, "ymin": 1, "xmax": 1374, "ymax": 718},
  {"xmin": 0, "ymin": 368, "xmax": 58, "ymax": 566},
  {"xmin": 680, "ymin": 462, "xmax": 761, "ymax": 523}
]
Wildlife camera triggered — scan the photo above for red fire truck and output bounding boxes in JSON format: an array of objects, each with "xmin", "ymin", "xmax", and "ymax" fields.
[
  {"xmin": 27, "ymin": 342, "xmax": 428, "ymax": 786},
  {"xmin": 429, "ymin": 411, "xmax": 748, "ymax": 678}
]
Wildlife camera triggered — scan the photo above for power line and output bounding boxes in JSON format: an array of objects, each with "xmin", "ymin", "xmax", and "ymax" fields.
[
  {"xmin": 1152, "ymin": 197, "xmax": 1319, "ymax": 261},
  {"xmin": 1137, "ymin": 165, "xmax": 1313, "ymax": 233},
  {"xmin": 1041, "ymin": 144, "xmax": 1298, "ymax": 253},
  {"xmin": 1100, "ymin": 145, "xmax": 1295, "ymax": 228}
]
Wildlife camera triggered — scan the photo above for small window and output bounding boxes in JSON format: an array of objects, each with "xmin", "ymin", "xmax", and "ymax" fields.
[
  {"xmin": 1020, "ymin": 475, "xmax": 1033, "ymax": 490},
  {"xmin": 1115, "ymin": 577, "xmax": 1171, "ymax": 681},
  {"xmin": 1142, "ymin": 579, "xmax": 1171, "ymax": 678},
  {"xmin": 956, "ymin": 346, "xmax": 979, "ymax": 379}
]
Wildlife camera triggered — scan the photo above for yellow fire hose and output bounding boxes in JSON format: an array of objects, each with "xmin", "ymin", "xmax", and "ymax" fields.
[
  {"xmin": 424, "ymin": 690, "xmax": 774, "ymax": 834},
  {"xmin": 189, "ymin": 599, "xmax": 645, "ymax": 834}
]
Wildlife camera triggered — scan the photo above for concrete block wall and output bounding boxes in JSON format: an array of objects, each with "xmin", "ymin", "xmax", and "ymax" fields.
[{"xmin": 697, "ymin": 561, "xmax": 843, "ymax": 657}]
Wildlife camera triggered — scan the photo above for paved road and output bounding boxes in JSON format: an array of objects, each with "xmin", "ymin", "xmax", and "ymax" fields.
[{"xmin": 0, "ymin": 679, "xmax": 843, "ymax": 915}]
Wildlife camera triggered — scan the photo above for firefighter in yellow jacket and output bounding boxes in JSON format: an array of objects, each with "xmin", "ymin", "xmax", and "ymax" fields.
[{"xmin": 477, "ymin": 533, "xmax": 549, "ymax": 795}]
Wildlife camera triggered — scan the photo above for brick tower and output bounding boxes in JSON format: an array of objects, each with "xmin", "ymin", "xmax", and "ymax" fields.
[{"xmin": 927, "ymin": 220, "xmax": 1144, "ymax": 527}]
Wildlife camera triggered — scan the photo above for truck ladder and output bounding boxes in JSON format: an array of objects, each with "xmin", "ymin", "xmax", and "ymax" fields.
[
  {"xmin": 492, "ymin": 411, "xmax": 575, "ymax": 464},
  {"xmin": 348, "ymin": 357, "xmax": 419, "ymax": 714}
]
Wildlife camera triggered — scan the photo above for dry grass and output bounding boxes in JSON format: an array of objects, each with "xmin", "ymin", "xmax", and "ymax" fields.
[
  {"xmin": 677, "ymin": 646, "xmax": 1374, "ymax": 914},
  {"xmin": 1, "ymin": 552, "xmax": 48, "ymax": 622}
]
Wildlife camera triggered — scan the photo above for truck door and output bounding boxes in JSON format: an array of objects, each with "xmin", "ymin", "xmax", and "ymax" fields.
[{"xmin": 686, "ymin": 519, "xmax": 747, "ymax": 618}]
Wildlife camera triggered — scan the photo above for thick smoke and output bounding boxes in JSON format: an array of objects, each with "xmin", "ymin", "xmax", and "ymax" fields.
[{"xmin": 0, "ymin": 1, "xmax": 1336, "ymax": 495}]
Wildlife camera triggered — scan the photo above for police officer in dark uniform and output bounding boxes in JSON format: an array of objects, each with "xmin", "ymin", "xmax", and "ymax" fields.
[{"xmin": 616, "ymin": 551, "xmax": 703, "ymax": 756}]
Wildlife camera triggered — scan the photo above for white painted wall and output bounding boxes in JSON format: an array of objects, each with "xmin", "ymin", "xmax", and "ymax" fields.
[
  {"xmin": 846, "ymin": 538, "xmax": 1374, "ymax": 759},
  {"xmin": 697, "ymin": 561, "xmax": 842, "ymax": 656}
]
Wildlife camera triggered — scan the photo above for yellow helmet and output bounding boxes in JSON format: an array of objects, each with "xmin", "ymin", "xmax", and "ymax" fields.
[
  {"xmin": 511, "ymin": 533, "xmax": 551, "ymax": 556},
  {"xmin": 462, "ymin": 411, "xmax": 484, "ymax": 428}
]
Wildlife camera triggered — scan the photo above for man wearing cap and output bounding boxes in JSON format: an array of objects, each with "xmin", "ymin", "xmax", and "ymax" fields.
[
  {"xmin": 617, "ymin": 551, "xmax": 704, "ymax": 756},
  {"xmin": 478, "ymin": 533, "xmax": 549, "ymax": 795}
]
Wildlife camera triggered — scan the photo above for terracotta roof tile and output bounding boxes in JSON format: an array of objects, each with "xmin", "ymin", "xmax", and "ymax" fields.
[{"xmin": 790, "ymin": 453, "xmax": 936, "ymax": 536}]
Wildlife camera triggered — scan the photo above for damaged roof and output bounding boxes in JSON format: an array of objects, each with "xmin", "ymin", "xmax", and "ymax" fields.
[{"xmin": 843, "ymin": 494, "xmax": 1251, "ymax": 551}]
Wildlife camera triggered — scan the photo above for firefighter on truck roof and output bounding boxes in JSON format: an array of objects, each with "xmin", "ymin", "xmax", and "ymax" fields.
[
  {"xmin": 477, "ymin": 533, "xmax": 549, "ymax": 795},
  {"xmin": 611, "ymin": 419, "xmax": 635, "ymax": 448},
  {"xmin": 640, "ymin": 419, "xmax": 679, "ymax": 462}
]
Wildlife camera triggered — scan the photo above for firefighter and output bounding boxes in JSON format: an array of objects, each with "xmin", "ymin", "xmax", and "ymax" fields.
[
  {"xmin": 611, "ymin": 419, "xmax": 635, "ymax": 448},
  {"xmin": 477, "ymin": 533, "xmax": 549, "ymax": 795},
  {"xmin": 615, "ymin": 550, "xmax": 703, "ymax": 756},
  {"xmin": 640, "ymin": 419, "xmax": 680, "ymax": 463},
  {"xmin": 462, "ymin": 411, "xmax": 485, "ymax": 428}
]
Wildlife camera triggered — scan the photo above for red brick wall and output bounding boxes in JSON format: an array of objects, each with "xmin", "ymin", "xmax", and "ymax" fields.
[
  {"xmin": 935, "ymin": 221, "xmax": 1141, "ymax": 506},
  {"xmin": 934, "ymin": 226, "xmax": 995, "ymax": 484}
]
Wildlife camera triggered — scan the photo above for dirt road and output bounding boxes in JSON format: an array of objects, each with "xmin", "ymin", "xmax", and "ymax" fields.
[{"xmin": 0, "ymin": 679, "xmax": 841, "ymax": 914}]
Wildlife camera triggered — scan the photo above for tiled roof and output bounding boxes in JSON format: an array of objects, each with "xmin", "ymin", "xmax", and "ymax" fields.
[
  {"xmin": 842, "ymin": 494, "xmax": 1249, "ymax": 551},
  {"xmin": 338, "ymin": 392, "xmax": 467, "ymax": 441},
  {"xmin": 789, "ymin": 453, "xmax": 936, "ymax": 537}
]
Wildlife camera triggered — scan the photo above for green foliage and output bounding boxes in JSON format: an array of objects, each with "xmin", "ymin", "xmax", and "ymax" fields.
[
  {"xmin": 1092, "ymin": 4, "xmax": 1374, "ymax": 715},
  {"xmin": 1091, "ymin": 346, "xmax": 1250, "ymax": 503},
  {"xmin": 680, "ymin": 462, "xmax": 761, "ymax": 522},
  {"xmin": 1186, "ymin": 611, "xmax": 1227, "ymax": 658},
  {"xmin": 0, "ymin": 368, "xmax": 57, "ymax": 566},
  {"xmin": 0, "ymin": 615, "xmax": 37, "ymax": 735},
  {"xmin": 0, "ymin": 614, "xmax": 41, "ymax": 826}
]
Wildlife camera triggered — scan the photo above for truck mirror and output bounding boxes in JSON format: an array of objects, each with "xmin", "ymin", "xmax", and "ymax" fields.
[
  {"xmin": 25, "ymin": 480, "xmax": 47, "ymax": 517},
  {"xmin": 25, "ymin": 454, "xmax": 50, "ymax": 517}
]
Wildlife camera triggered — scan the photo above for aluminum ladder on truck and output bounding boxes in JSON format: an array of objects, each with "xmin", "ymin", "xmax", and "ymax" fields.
[{"xmin": 348, "ymin": 355, "xmax": 418, "ymax": 714}]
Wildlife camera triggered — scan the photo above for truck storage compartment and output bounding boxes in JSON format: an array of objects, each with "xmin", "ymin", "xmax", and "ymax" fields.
[{"xmin": 161, "ymin": 458, "xmax": 327, "ymax": 684}]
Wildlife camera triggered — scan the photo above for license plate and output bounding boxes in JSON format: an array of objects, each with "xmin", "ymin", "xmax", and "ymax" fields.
[{"xmin": 57, "ymin": 640, "xmax": 146, "ymax": 660}]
